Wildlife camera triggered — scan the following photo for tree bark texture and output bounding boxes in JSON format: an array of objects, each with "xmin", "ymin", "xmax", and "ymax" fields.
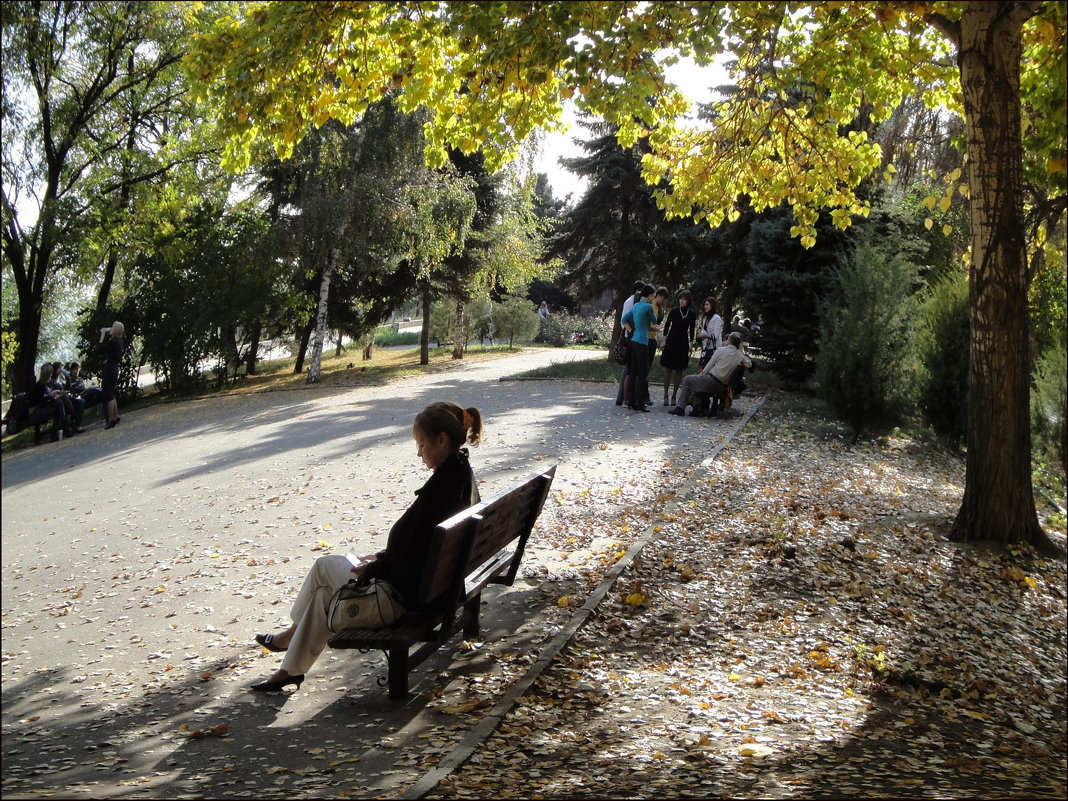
[
  {"xmin": 293, "ymin": 317, "xmax": 314, "ymax": 374},
  {"xmin": 306, "ymin": 258, "xmax": 335, "ymax": 383},
  {"xmin": 452, "ymin": 299, "xmax": 466, "ymax": 359},
  {"xmin": 950, "ymin": 1, "xmax": 1047, "ymax": 548},
  {"xmin": 419, "ymin": 282, "xmax": 432, "ymax": 366}
]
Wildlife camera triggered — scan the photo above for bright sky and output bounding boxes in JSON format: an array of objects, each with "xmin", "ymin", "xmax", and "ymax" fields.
[{"xmin": 532, "ymin": 57, "xmax": 725, "ymax": 203}]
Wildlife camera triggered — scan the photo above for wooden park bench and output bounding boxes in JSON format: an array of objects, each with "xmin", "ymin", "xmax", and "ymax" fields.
[
  {"xmin": 2, "ymin": 393, "xmax": 62, "ymax": 444},
  {"xmin": 328, "ymin": 464, "xmax": 557, "ymax": 698}
]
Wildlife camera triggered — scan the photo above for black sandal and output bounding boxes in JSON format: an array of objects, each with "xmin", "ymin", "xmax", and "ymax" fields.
[{"xmin": 255, "ymin": 633, "xmax": 288, "ymax": 652}]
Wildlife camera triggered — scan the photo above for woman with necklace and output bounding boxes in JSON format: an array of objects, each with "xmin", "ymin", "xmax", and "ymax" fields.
[
  {"xmin": 696, "ymin": 297, "xmax": 724, "ymax": 370},
  {"xmin": 658, "ymin": 290, "xmax": 697, "ymax": 406}
]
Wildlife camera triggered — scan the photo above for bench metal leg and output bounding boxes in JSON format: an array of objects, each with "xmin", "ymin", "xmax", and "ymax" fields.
[
  {"xmin": 387, "ymin": 647, "xmax": 410, "ymax": 699},
  {"xmin": 462, "ymin": 595, "xmax": 482, "ymax": 638}
]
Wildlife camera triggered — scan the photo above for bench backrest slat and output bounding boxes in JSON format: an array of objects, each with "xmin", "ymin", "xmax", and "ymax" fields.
[
  {"xmin": 416, "ymin": 504, "xmax": 484, "ymax": 606},
  {"xmin": 464, "ymin": 466, "xmax": 555, "ymax": 579},
  {"xmin": 413, "ymin": 465, "xmax": 557, "ymax": 610}
]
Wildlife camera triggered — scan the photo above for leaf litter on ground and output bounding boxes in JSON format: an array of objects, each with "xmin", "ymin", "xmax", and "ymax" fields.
[{"xmin": 430, "ymin": 390, "xmax": 1067, "ymax": 800}]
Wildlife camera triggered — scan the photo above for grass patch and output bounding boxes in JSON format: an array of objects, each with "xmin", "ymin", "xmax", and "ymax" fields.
[{"xmin": 374, "ymin": 329, "xmax": 420, "ymax": 347}]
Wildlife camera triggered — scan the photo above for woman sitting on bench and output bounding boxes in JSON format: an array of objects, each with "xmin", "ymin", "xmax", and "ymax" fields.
[{"xmin": 250, "ymin": 401, "xmax": 483, "ymax": 693}]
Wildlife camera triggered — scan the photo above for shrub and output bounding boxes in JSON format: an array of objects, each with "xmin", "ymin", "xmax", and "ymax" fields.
[
  {"xmin": 536, "ymin": 312, "xmax": 612, "ymax": 346},
  {"xmin": 490, "ymin": 296, "xmax": 541, "ymax": 346},
  {"xmin": 914, "ymin": 270, "xmax": 970, "ymax": 448},
  {"xmin": 1032, "ymin": 339, "xmax": 1067, "ymax": 475},
  {"xmin": 816, "ymin": 233, "xmax": 918, "ymax": 441},
  {"xmin": 428, "ymin": 302, "xmax": 455, "ymax": 346}
]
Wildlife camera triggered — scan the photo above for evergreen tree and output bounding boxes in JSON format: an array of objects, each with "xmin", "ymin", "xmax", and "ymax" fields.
[
  {"xmin": 551, "ymin": 117, "xmax": 712, "ymax": 342},
  {"xmin": 743, "ymin": 207, "xmax": 848, "ymax": 386}
]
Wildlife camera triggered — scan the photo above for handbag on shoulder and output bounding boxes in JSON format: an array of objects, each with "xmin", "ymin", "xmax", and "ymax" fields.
[
  {"xmin": 327, "ymin": 578, "xmax": 406, "ymax": 633},
  {"xmin": 611, "ymin": 330, "xmax": 631, "ymax": 366}
]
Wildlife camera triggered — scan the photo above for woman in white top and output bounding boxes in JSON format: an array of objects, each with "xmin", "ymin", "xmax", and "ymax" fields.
[{"xmin": 696, "ymin": 297, "xmax": 723, "ymax": 368}]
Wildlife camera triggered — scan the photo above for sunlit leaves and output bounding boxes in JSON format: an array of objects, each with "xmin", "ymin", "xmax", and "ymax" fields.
[{"xmin": 186, "ymin": 1, "xmax": 1063, "ymax": 251}]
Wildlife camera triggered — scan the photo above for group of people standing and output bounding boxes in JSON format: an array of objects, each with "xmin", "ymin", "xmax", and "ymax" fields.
[
  {"xmin": 27, "ymin": 321, "xmax": 125, "ymax": 441},
  {"xmin": 616, "ymin": 283, "xmax": 752, "ymax": 417}
]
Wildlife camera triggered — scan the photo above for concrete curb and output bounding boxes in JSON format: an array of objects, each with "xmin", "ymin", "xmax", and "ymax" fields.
[{"xmin": 400, "ymin": 396, "xmax": 767, "ymax": 799}]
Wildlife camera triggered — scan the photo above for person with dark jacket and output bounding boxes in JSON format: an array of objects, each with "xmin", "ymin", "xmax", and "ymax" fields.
[
  {"xmin": 30, "ymin": 363, "xmax": 68, "ymax": 441},
  {"xmin": 97, "ymin": 321, "xmax": 124, "ymax": 428},
  {"xmin": 67, "ymin": 362, "xmax": 103, "ymax": 419},
  {"xmin": 249, "ymin": 401, "xmax": 483, "ymax": 693},
  {"xmin": 49, "ymin": 361, "xmax": 85, "ymax": 433}
]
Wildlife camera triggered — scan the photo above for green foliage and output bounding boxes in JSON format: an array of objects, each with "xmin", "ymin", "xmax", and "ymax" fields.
[
  {"xmin": 3, "ymin": 0, "xmax": 213, "ymax": 391},
  {"xmin": 914, "ymin": 270, "xmax": 970, "ymax": 448},
  {"xmin": 117, "ymin": 205, "xmax": 282, "ymax": 394},
  {"xmin": 427, "ymin": 302, "xmax": 456, "ymax": 346},
  {"xmin": 466, "ymin": 298, "xmax": 494, "ymax": 345},
  {"xmin": 551, "ymin": 118, "xmax": 712, "ymax": 313},
  {"xmin": 1, "ymin": 329, "xmax": 16, "ymax": 397},
  {"xmin": 1029, "ymin": 237, "xmax": 1067, "ymax": 360},
  {"xmin": 1032, "ymin": 339, "xmax": 1068, "ymax": 475},
  {"xmin": 536, "ymin": 312, "xmax": 612, "ymax": 347},
  {"xmin": 374, "ymin": 328, "xmax": 419, "ymax": 347},
  {"xmin": 816, "ymin": 233, "xmax": 919, "ymax": 440},
  {"xmin": 744, "ymin": 208, "xmax": 847, "ymax": 386},
  {"xmin": 490, "ymin": 296, "xmax": 541, "ymax": 347}
]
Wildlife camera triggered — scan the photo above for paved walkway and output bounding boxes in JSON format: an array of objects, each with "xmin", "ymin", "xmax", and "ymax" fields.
[{"xmin": 1, "ymin": 348, "xmax": 761, "ymax": 799}]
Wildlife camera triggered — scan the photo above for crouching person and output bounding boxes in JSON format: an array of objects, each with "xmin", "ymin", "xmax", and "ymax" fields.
[{"xmin": 669, "ymin": 332, "xmax": 752, "ymax": 418}]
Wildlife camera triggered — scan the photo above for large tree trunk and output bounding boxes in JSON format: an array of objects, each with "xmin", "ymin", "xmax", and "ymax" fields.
[
  {"xmin": 949, "ymin": 1, "xmax": 1050, "ymax": 550},
  {"xmin": 8, "ymin": 219, "xmax": 52, "ymax": 394}
]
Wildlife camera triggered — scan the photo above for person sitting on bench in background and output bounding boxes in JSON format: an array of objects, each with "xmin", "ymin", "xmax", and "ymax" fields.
[
  {"xmin": 249, "ymin": 401, "xmax": 483, "ymax": 693},
  {"xmin": 31, "ymin": 364, "xmax": 70, "ymax": 440},
  {"xmin": 49, "ymin": 361, "xmax": 85, "ymax": 434},
  {"xmin": 669, "ymin": 331, "xmax": 752, "ymax": 418},
  {"xmin": 66, "ymin": 362, "xmax": 104, "ymax": 421}
]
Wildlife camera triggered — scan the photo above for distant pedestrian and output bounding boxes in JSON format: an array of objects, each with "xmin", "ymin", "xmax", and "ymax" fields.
[
  {"xmin": 98, "ymin": 321, "xmax": 124, "ymax": 429},
  {"xmin": 538, "ymin": 301, "xmax": 550, "ymax": 319}
]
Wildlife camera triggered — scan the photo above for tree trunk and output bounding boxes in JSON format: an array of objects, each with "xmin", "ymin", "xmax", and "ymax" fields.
[
  {"xmin": 307, "ymin": 258, "xmax": 335, "ymax": 383},
  {"xmin": 452, "ymin": 299, "xmax": 465, "ymax": 359},
  {"xmin": 12, "ymin": 308, "xmax": 43, "ymax": 395},
  {"xmin": 246, "ymin": 322, "xmax": 262, "ymax": 376},
  {"xmin": 294, "ymin": 317, "xmax": 314, "ymax": 374},
  {"xmin": 419, "ymin": 282, "xmax": 432, "ymax": 366},
  {"xmin": 949, "ymin": 1, "xmax": 1050, "ymax": 550}
]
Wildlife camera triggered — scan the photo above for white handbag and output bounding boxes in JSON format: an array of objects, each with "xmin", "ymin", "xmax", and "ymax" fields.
[{"xmin": 327, "ymin": 578, "xmax": 406, "ymax": 633}]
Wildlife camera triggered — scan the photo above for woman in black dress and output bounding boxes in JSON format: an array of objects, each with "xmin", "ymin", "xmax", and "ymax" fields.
[
  {"xmin": 659, "ymin": 290, "xmax": 697, "ymax": 406},
  {"xmin": 97, "ymin": 321, "xmax": 124, "ymax": 429}
]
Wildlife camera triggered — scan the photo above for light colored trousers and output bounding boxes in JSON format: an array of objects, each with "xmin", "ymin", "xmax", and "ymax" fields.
[
  {"xmin": 280, "ymin": 554, "xmax": 360, "ymax": 675},
  {"xmin": 674, "ymin": 373, "xmax": 725, "ymax": 410}
]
